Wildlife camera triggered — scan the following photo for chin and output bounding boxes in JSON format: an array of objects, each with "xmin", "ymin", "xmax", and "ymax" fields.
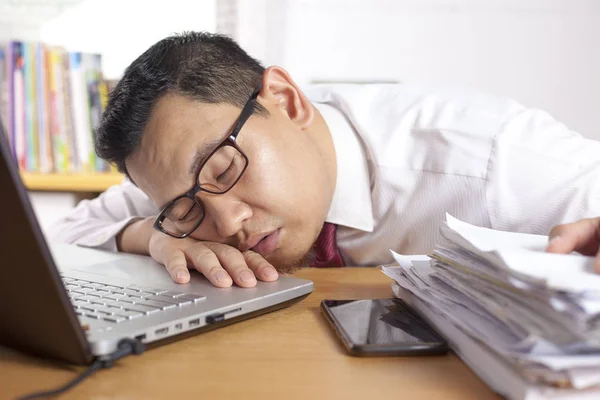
[{"xmin": 268, "ymin": 248, "xmax": 315, "ymax": 274}]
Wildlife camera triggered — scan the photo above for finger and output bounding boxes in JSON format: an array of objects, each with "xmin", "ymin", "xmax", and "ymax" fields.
[
  {"xmin": 185, "ymin": 244, "xmax": 233, "ymax": 288},
  {"xmin": 163, "ymin": 248, "xmax": 190, "ymax": 284},
  {"xmin": 243, "ymin": 250, "xmax": 278, "ymax": 282},
  {"xmin": 207, "ymin": 243, "xmax": 257, "ymax": 288},
  {"xmin": 546, "ymin": 219, "xmax": 600, "ymax": 256}
]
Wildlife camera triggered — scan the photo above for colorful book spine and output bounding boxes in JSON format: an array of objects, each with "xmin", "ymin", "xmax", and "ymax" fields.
[
  {"xmin": 0, "ymin": 48, "xmax": 7, "ymax": 141},
  {"xmin": 12, "ymin": 41, "xmax": 27, "ymax": 170},
  {"xmin": 1, "ymin": 40, "xmax": 111, "ymax": 174}
]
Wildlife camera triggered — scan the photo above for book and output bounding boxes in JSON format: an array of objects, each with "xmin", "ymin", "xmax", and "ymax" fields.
[{"xmin": 0, "ymin": 40, "xmax": 112, "ymax": 174}]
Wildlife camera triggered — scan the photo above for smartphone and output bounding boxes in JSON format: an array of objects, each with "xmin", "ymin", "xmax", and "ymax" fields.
[{"xmin": 320, "ymin": 298, "xmax": 449, "ymax": 357}]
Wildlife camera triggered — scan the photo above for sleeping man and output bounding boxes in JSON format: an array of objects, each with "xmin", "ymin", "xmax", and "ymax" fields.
[{"xmin": 50, "ymin": 31, "xmax": 600, "ymax": 287}]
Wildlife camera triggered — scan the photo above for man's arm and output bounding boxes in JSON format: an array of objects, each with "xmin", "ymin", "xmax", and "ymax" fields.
[
  {"xmin": 48, "ymin": 179, "xmax": 159, "ymax": 253},
  {"xmin": 48, "ymin": 179, "xmax": 279, "ymax": 287},
  {"xmin": 486, "ymin": 107, "xmax": 600, "ymax": 235}
]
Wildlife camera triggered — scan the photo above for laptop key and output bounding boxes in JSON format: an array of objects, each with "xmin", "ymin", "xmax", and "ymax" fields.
[
  {"xmin": 113, "ymin": 310, "xmax": 144, "ymax": 319},
  {"xmin": 89, "ymin": 298, "xmax": 108, "ymax": 306},
  {"xmin": 78, "ymin": 295, "xmax": 103, "ymax": 303},
  {"xmin": 160, "ymin": 291, "xmax": 187, "ymax": 298},
  {"xmin": 84, "ymin": 311, "xmax": 104, "ymax": 319},
  {"xmin": 178, "ymin": 294, "xmax": 206, "ymax": 303},
  {"xmin": 123, "ymin": 304, "xmax": 160, "ymax": 314},
  {"xmin": 93, "ymin": 306, "xmax": 116, "ymax": 315},
  {"xmin": 102, "ymin": 299, "xmax": 125, "ymax": 308},
  {"xmin": 147, "ymin": 295, "xmax": 187, "ymax": 305},
  {"xmin": 135, "ymin": 286, "xmax": 168, "ymax": 295},
  {"xmin": 137, "ymin": 300, "xmax": 177, "ymax": 310},
  {"xmin": 88, "ymin": 283, "xmax": 107, "ymax": 289},
  {"xmin": 103, "ymin": 315, "xmax": 126, "ymax": 323},
  {"xmin": 121, "ymin": 289, "xmax": 146, "ymax": 298},
  {"xmin": 103, "ymin": 284, "xmax": 124, "ymax": 290},
  {"xmin": 75, "ymin": 287, "xmax": 96, "ymax": 294},
  {"xmin": 119, "ymin": 297, "xmax": 139, "ymax": 304},
  {"xmin": 91, "ymin": 289, "xmax": 111, "ymax": 297},
  {"xmin": 72, "ymin": 300, "xmax": 89, "ymax": 309},
  {"xmin": 105, "ymin": 293, "xmax": 128, "ymax": 301}
]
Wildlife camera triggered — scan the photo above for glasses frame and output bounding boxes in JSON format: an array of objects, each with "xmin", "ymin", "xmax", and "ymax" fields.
[{"xmin": 153, "ymin": 83, "xmax": 262, "ymax": 238}]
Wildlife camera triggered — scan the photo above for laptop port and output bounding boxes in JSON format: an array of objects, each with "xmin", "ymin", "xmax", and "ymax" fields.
[
  {"xmin": 189, "ymin": 318, "xmax": 200, "ymax": 328},
  {"xmin": 155, "ymin": 327, "xmax": 169, "ymax": 336},
  {"xmin": 174, "ymin": 323, "xmax": 183, "ymax": 331},
  {"xmin": 135, "ymin": 334, "xmax": 146, "ymax": 342}
]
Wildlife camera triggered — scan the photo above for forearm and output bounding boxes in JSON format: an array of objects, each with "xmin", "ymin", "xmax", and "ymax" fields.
[
  {"xmin": 47, "ymin": 179, "xmax": 159, "ymax": 252},
  {"xmin": 116, "ymin": 216, "xmax": 155, "ymax": 255}
]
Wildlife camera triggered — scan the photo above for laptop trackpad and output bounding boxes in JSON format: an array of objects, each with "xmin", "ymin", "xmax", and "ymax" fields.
[{"xmin": 68, "ymin": 257, "xmax": 195, "ymax": 288}]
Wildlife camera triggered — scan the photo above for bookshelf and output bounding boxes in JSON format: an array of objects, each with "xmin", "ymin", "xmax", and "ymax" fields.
[
  {"xmin": 1, "ymin": 39, "xmax": 120, "ymax": 194},
  {"xmin": 21, "ymin": 172, "xmax": 124, "ymax": 192}
]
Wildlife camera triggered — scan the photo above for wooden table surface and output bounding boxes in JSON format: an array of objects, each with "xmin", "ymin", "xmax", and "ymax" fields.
[{"xmin": 0, "ymin": 267, "xmax": 499, "ymax": 400}]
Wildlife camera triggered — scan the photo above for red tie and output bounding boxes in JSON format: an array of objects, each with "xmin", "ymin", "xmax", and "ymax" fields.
[{"xmin": 311, "ymin": 223, "xmax": 345, "ymax": 267}]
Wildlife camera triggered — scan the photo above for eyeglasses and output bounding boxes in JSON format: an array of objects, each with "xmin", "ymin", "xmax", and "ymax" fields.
[{"xmin": 153, "ymin": 84, "xmax": 261, "ymax": 238}]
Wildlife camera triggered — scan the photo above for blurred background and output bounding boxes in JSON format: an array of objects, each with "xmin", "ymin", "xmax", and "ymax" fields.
[{"xmin": 1, "ymin": 0, "xmax": 599, "ymax": 233}]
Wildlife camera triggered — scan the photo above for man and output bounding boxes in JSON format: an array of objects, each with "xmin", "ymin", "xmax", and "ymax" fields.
[{"xmin": 50, "ymin": 31, "xmax": 600, "ymax": 288}]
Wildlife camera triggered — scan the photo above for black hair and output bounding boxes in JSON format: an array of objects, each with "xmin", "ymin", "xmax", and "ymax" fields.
[{"xmin": 95, "ymin": 31, "xmax": 267, "ymax": 175}]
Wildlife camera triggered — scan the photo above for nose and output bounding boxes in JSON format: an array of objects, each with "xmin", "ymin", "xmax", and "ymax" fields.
[{"xmin": 200, "ymin": 193, "xmax": 252, "ymax": 239}]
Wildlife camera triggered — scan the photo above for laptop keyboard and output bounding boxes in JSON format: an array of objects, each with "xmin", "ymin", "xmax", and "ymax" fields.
[{"xmin": 62, "ymin": 277, "xmax": 206, "ymax": 324}]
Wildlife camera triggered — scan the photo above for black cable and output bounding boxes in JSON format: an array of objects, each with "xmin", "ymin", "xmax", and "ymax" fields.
[{"xmin": 17, "ymin": 338, "xmax": 145, "ymax": 400}]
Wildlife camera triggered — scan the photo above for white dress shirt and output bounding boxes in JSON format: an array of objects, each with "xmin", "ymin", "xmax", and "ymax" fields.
[{"xmin": 49, "ymin": 83, "xmax": 600, "ymax": 266}]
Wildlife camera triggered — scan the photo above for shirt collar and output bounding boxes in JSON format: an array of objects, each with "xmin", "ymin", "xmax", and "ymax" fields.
[{"xmin": 313, "ymin": 102, "xmax": 374, "ymax": 232}]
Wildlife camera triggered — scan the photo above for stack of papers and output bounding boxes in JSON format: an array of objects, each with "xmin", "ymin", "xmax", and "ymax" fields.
[{"xmin": 382, "ymin": 214, "xmax": 600, "ymax": 400}]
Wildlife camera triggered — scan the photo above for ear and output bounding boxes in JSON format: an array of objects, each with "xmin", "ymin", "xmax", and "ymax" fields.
[{"xmin": 260, "ymin": 66, "xmax": 314, "ymax": 130}]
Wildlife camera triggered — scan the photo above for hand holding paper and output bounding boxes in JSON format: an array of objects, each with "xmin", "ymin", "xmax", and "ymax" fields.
[{"xmin": 546, "ymin": 217, "xmax": 600, "ymax": 273}]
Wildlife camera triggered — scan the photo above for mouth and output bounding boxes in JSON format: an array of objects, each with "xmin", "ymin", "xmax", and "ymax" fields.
[{"xmin": 246, "ymin": 229, "xmax": 281, "ymax": 257}]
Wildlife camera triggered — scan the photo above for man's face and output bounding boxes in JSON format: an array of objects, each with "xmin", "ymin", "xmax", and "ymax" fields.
[{"xmin": 126, "ymin": 77, "xmax": 335, "ymax": 271}]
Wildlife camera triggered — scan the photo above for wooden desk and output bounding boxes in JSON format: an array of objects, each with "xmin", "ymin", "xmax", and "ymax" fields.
[{"xmin": 0, "ymin": 268, "xmax": 498, "ymax": 399}]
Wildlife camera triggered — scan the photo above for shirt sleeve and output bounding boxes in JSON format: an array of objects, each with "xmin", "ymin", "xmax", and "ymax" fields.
[
  {"xmin": 47, "ymin": 179, "xmax": 160, "ymax": 252},
  {"xmin": 486, "ymin": 107, "xmax": 600, "ymax": 235}
]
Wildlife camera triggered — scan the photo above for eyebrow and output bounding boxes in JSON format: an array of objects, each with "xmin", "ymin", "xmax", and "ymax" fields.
[
  {"xmin": 156, "ymin": 137, "xmax": 224, "ymax": 211},
  {"xmin": 188, "ymin": 136, "xmax": 224, "ymax": 176}
]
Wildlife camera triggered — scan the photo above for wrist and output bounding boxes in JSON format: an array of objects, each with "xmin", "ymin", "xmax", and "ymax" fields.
[{"xmin": 117, "ymin": 217, "xmax": 156, "ymax": 255}]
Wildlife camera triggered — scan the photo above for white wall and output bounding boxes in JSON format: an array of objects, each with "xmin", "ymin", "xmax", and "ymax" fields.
[
  {"xmin": 247, "ymin": 0, "xmax": 600, "ymax": 140},
  {"xmin": 40, "ymin": 0, "xmax": 217, "ymax": 80}
]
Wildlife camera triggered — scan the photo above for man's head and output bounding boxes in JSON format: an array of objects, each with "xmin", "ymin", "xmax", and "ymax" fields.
[{"xmin": 96, "ymin": 31, "xmax": 337, "ymax": 272}]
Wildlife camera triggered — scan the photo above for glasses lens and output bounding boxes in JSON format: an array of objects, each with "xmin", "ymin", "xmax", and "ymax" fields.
[
  {"xmin": 160, "ymin": 197, "xmax": 204, "ymax": 237},
  {"xmin": 199, "ymin": 144, "xmax": 248, "ymax": 193}
]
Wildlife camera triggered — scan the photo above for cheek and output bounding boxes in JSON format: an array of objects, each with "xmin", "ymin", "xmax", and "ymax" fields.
[{"xmin": 240, "ymin": 138, "xmax": 331, "ymax": 233}]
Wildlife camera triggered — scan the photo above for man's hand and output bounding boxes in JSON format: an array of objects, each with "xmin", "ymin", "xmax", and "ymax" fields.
[
  {"xmin": 546, "ymin": 217, "xmax": 600, "ymax": 272},
  {"xmin": 117, "ymin": 217, "xmax": 279, "ymax": 287}
]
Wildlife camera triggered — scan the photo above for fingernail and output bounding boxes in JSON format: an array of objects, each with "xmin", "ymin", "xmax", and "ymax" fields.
[
  {"xmin": 216, "ymin": 270, "xmax": 229, "ymax": 282},
  {"xmin": 546, "ymin": 236, "xmax": 561, "ymax": 250},
  {"xmin": 549, "ymin": 236, "xmax": 561, "ymax": 243},
  {"xmin": 176, "ymin": 270, "xmax": 187, "ymax": 281},
  {"xmin": 240, "ymin": 270, "xmax": 255, "ymax": 283},
  {"xmin": 264, "ymin": 266, "xmax": 278, "ymax": 279}
]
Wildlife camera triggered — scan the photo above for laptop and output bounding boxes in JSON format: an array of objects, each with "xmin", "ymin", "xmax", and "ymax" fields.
[{"xmin": 0, "ymin": 117, "xmax": 313, "ymax": 366}]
